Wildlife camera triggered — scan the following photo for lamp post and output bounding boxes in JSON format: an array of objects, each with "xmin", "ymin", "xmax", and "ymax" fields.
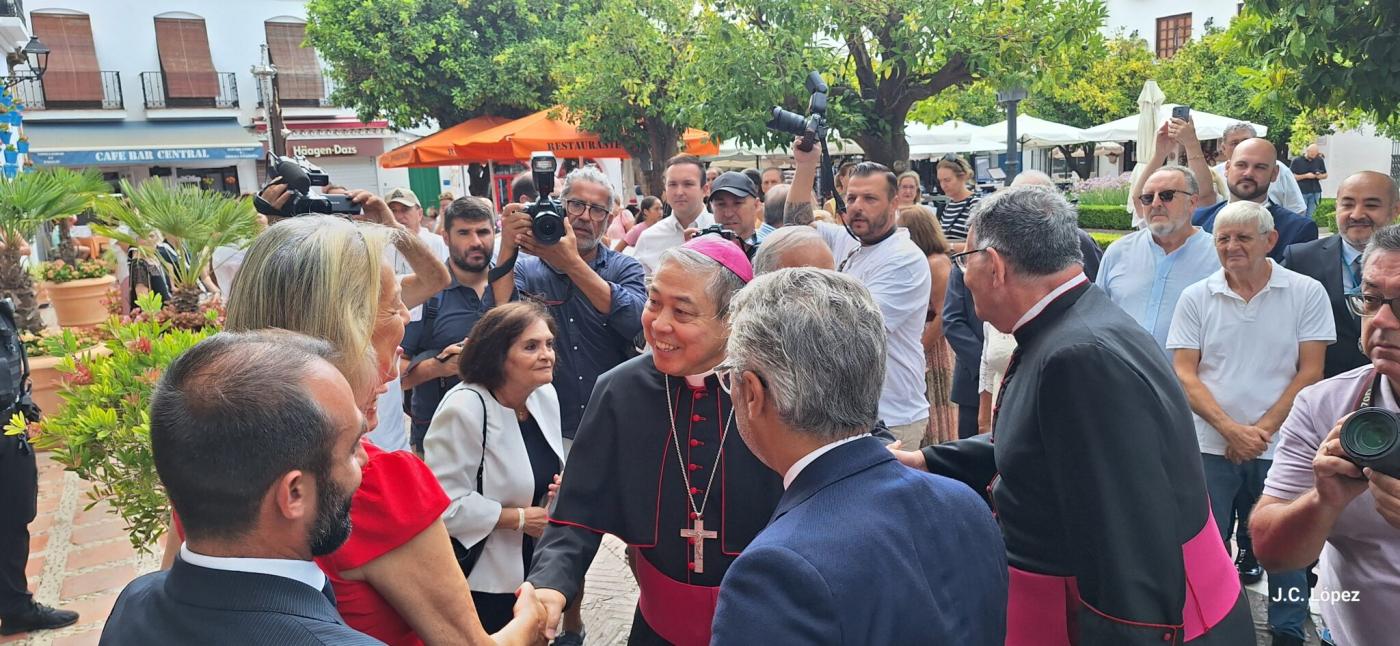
[
  {"xmin": 997, "ymin": 86, "xmax": 1028, "ymax": 185},
  {"xmin": 3, "ymin": 36, "xmax": 51, "ymax": 88},
  {"xmin": 251, "ymin": 44, "xmax": 287, "ymax": 157}
]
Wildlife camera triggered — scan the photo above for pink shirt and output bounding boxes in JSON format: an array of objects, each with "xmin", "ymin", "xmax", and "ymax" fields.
[
  {"xmin": 624, "ymin": 220, "xmax": 654, "ymax": 247},
  {"xmin": 606, "ymin": 210, "xmax": 635, "ymax": 242},
  {"xmin": 1263, "ymin": 365, "xmax": 1400, "ymax": 646}
]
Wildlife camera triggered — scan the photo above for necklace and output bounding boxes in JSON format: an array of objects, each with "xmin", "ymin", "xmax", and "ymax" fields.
[{"xmin": 664, "ymin": 375, "xmax": 732, "ymax": 573}]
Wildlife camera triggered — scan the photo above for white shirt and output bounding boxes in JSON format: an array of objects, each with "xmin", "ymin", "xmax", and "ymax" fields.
[
  {"xmin": 1214, "ymin": 160, "xmax": 1307, "ymax": 215},
  {"xmin": 783, "ymin": 434, "xmax": 872, "ymax": 489},
  {"xmin": 179, "ymin": 543, "xmax": 327, "ymax": 592},
  {"xmin": 1166, "ymin": 261, "xmax": 1335, "ymax": 458},
  {"xmin": 814, "ymin": 222, "xmax": 931, "ymax": 425},
  {"xmin": 632, "ymin": 211, "xmax": 714, "ymax": 276},
  {"xmin": 366, "ymin": 373, "xmax": 408, "ymax": 452},
  {"xmin": 387, "ymin": 227, "xmax": 450, "ymax": 276},
  {"xmin": 211, "ymin": 245, "xmax": 246, "ymax": 293},
  {"xmin": 978, "ymin": 323, "xmax": 1017, "ymax": 399}
]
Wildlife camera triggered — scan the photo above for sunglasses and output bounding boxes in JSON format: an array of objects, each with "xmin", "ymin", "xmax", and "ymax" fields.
[{"xmin": 1136, "ymin": 190, "xmax": 1195, "ymax": 206}]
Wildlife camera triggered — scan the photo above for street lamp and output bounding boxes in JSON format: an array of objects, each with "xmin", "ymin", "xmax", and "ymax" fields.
[
  {"xmin": 3, "ymin": 35, "xmax": 50, "ymax": 88},
  {"xmin": 997, "ymin": 86, "xmax": 1028, "ymax": 184},
  {"xmin": 251, "ymin": 44, "xmax": 287, "ymax": 157}
]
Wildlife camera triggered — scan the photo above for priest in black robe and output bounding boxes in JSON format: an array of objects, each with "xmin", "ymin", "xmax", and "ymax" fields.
[
  {"xmin": 528, "ymin": 237, "xmax": 783, "ymax": 645},
  {"xmin": 897, "ymin": 187, "xmax": 1255, "ymax": 645}
]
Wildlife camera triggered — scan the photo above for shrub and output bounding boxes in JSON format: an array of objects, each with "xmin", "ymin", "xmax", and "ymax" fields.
[
  {"xmin": 1314, "ymin": 198, "xmax": 1336, "ymax": 232},
  {"xmin": 1076, "ymin": 204, "xmax": 1135, "ymax": 230},
  {"xmin": 20, "ymin": 327, "xmax": 107, "ymax": 359},
  {"xmin": 34, "ymin": 257, "xmax": 112, "ymax": 283},
  {"xmin": 1071, "ymin": 173, "xmax": 1132, "ymax": 206},
  {"xmin": 1089, "ymin": 231, "xmax": 1127, "ymax": 250},
  {"xmin": 4, "ymin": 292, "xmax": 220, "ymax": 552}
]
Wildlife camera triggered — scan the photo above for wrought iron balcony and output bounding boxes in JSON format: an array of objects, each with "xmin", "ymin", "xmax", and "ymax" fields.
[
  {"xmin": 255, "ymin": 74, "xmax": 336, "ymax": 109},
  {"xmin": 11, "ymin": 70, "xmax": 124, "ymax": 110},
  {"xmin": 140, "ymin": 71, "xmax": 239, "ymax": 110},
  {"xmin": 0, "ymin": 0, "xmax": 24, "ymax": 22}
]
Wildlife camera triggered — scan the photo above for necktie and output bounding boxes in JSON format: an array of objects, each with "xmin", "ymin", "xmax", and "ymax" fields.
[{"xmin": 1351, "ymin": 256, "xmax": 1362, "ymax": 290}]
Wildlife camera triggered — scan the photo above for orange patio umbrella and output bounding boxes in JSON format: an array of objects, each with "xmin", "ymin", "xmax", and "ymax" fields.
[
  {"xmin": 380, "ymin": 115, "xmax": 512, "ymax": 168},
  {"xmin": 682, "ymin": 128, "xmax": 721, "ymax": 157},
  {"xmin": 456, "ymin": 108, "xmax": 631, "ymax": 160}
]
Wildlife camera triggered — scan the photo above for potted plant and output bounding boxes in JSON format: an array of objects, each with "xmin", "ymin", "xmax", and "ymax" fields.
[
  {"xmin": 16, "ymin": 136, "xmax": 28, "ymax": 154},
  {"xmin": 5, "ymin": 292, "xmax": 221, "ymax": 551},
  {"xmin": 0, "ymin": 124, "xmax": 10, "ymax": 146},
  {"xmin": 20, "ymin": 326, "xmax": 110, "ymax": 416},
  {"xmin": 95, "ymin": 178, "xmax": 258, "ymax": 315},
  {"xmin": 0, "ymin": 168, "xmax": 112, "ymax": 334},
  {"xmin": 35, "ymin": 256, "xmax": 115, "ymax": 327},
  {"xmin": 2, "ymin": 144, "xmax": 15, "ymax": 164}
]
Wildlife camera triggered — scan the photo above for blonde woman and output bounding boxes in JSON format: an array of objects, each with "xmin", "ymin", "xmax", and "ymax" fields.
[
  {"xmin": 935, "ymin": 156, "xmax": 979, "ymax": 248},
  {"xmin": 166, "ymin": 216, "xmax": 543, "ymax": 646}
]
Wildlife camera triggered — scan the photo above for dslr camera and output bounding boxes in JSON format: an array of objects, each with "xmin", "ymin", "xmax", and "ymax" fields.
[
  {"xmin": 255, "ymin": 153, "xmax": 362, "ymax": 217},
  {"xmin": 1341, "ymin": 407, "xmax": 1400, "ymax": 477},
  {"xmin": 695, "ymin": 224, "xmax": 738, "ymax": 241},
  {"xmin": 767, "ymin": 72, "xmax": 829, "ymax": 153},
  {"xmin": 525, "ymin": 152, "xmax": 565, "ymax": 245}
]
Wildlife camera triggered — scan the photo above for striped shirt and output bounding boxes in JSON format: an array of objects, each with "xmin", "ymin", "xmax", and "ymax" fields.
[{"xmin": 940, "ymin": 195, "xmax": 980, "ymax": 240}]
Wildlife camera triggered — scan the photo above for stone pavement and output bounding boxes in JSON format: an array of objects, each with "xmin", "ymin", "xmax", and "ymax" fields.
[{"xmin": 1, "ymin": 451, "xmax": 1320, "ymax": 646}]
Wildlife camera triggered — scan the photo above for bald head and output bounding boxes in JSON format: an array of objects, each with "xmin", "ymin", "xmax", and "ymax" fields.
[
  {"xmin": 1305, "ymin": 144, "xmax": 1321, "ymax": 159},
  {"xmin": 752, "ymin": 226, "xmax": 836, "ymax": 275},
  {"xmin": 1226, "ymin": 138, "xmax": 1279, "ymax": 203},
  {"xmin": 1336, "ymin": 171, "xmax": 1400, "ymax": 248},
  {"xmin": 1010, "ymin": 170, "xmax": 1055, "ymax": 188}
]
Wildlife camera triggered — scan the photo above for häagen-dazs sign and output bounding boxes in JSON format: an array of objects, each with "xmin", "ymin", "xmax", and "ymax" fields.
[{"xmin": 286, "ymin": 138, "xmax": 385, "ymax": 158}]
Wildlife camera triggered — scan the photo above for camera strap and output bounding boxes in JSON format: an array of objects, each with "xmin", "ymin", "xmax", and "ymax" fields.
[{"xmin": 1356, "ymin": 369, "xmax": 1383, "ymax": 410}]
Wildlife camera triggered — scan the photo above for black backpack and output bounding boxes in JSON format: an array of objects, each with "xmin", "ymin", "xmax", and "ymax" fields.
[{"xmin": 0, "ymin": 299, "xmax": 40, "ymax": 422}]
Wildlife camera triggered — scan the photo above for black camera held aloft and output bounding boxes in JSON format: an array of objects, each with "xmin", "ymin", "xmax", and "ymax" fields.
[
  {"xmin": 525, "ymin": 152, "xmax": 565, "ymax": 245},
  {"xmin": 766, "ymin": 71, "xmax": 848, "ymax": 230},
  {"xmin": 254, "ymin": 152, "xmax": 362, "ymax": 218}
]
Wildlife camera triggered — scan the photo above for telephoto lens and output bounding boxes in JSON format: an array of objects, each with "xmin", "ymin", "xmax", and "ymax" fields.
[{"xmin": 1341, "ymin": 407, "xmax": 1400, "ymax": 477}]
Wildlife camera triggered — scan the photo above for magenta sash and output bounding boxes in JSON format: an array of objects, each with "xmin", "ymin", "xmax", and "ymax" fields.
[
  {"xmin": 1005, "ymin": 517, "xmax": 1240, "ymax": 644},
  {"xmin": 633, "ymin": 547, "xmax": 718, "ymax": 646}
]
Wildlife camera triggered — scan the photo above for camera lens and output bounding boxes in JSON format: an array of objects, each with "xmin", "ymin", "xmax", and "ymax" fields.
[
  {"xmin": 1343, "ymin": 409, "xmax": 1399, "ymax": 457},
  {"xmin": 766, "ymin": 108, "xmax": 809, "ymax": 137}
]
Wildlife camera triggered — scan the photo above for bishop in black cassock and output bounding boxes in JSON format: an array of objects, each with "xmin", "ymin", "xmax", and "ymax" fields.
[{"xmin": 527, "ymin": 236, "xmax": 783, "ymax": 646}]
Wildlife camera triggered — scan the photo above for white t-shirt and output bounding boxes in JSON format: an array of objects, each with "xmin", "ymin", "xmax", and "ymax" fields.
[
  {"xmin": 211, "ymin": 245, "xmax": 245, "ymax": 293},
  {"xmin": 813, "ymin": 221, "xmax": 932, "ymax": 425},
  {"xmin": 1165, "ymin": 261, "xmax": 1335, "ymax": 458},
  {"xmin": 366, "ymin": 374, "xmax": 408, "ymax": 452},
  {"xmin": 387, "ymin": 227, "xmax": 449, "ymax": 275},
  {"xmin": 633, "ymin": 211, "xmax": 714, "ymax": 276}
]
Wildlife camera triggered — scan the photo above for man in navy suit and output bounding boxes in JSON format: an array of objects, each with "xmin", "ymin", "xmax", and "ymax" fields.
[
  {"xmin": 101, "ymin": 331, "xmax": 384, "ymax": 645},
  {"xmin": 711, "ymin": 268, "xmax": 1007, "ymax": 645},
  {"xmin": 1193, "ymin": 138, "xmax": 1319, "ymax": 262}
]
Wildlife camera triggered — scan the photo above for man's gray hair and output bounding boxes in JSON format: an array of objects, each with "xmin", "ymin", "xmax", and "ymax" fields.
[
  {"xmin": 1360, "ymin": 223, "xmax": 1400, "ymax": 273},
  {"xmin": 763, "ymin": 185, "xmax": 789, "ymax": 227},
  {"xmin": 752, "ymin": 225, "xmax": 823, "ymax": 275},
  {"xmin": 560, "ymin": 166, "xmax": 615, "ymax": 205},
  {"xmin": 967, "ymin": 186, "xmax": 1083, "ymax": 276},
  {"xmin": 728, "ymin": 268, "xmax": 884, "ymax": 441},
  {"xmin": 1222, "ymin": 123, "xmax": 1258, "ymax": 140},
  {"xmin": 1009, "ymin": 170, "xmax": 1054, "ymax": 188},
  {"xmin": 1151, "ymin": 164, "xmax": 1200, "ymax": 195},
  {"xmin": 1214, "ymin": 201, "xmax": 1274, "ymax": 235},
  {"xmin": 657, "ymin": 245, "xmax": 747, "ymax": 318}
]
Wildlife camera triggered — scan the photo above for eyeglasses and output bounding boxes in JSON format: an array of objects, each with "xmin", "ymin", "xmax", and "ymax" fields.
[
  {"xmin": 1347, "ymin": 292, "xmax": 1400, "ymax": 319},
  {"xmin": 1136, "ymin": 190, "xmax": 1195, "ymax": 206},
  {"xmin": 714, "ymin": 361, "xmax": 768, "ymax": 395},
  {"xmin": 950, "ymin": 247, "xmax": 988, "ymax": 271},
  {"xmin": 564, "ymin": 198, "xmax": 610, "ymax": 219}
]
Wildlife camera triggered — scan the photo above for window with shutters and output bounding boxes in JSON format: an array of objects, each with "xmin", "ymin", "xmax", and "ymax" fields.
[
  {"xmin": 153, "ymin": 16, "xmax": 217, "ymax": 99},
  {"xmin": 264, "ymin": 21, "xmax": 325, "ymax": 104},
  {"xmin": 1156, "ymin": 13, "xmax": 1192, "ymax": 58},
  {"xmin": 31, "ymin": 12, "xmax": 103, "ymax": 103}
]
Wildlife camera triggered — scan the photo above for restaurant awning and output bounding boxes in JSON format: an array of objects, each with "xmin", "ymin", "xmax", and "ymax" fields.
[
  {"xmin": 1081, "ymin": 104, "xmax": 1269, "ymax": 142},
  {"xmin": 23, "ymin": 120, "xmax": 263, "ymax": 166},
  {"xmin": 379, "ymin": 115, "xmax": 513, "ymax": 168}
]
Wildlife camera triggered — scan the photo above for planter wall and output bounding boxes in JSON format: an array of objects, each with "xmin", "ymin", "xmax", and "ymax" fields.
[
  {"xmin": 29, "ymin": 345, "xmax": 111, "ymax": 417},
  {"xmin": 48, "ymin": 275, "xmax": 115, "ymax": 328}
]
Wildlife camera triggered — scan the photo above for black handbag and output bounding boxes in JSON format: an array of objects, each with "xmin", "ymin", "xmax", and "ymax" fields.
[{"xmin": 449, "ymin": 389, "xmax": 490, "ymax": 577}]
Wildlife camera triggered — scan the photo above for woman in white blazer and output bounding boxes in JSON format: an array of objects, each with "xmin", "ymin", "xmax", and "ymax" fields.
[{"xmin": 425, "ymin": 302, "xmax": 565, "ymax": 633}]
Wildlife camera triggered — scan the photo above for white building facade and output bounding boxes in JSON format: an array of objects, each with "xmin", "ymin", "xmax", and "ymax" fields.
[
  {"xmin": 1102, "ymin": 0, "xmax": 1397, "ymax": 198},
  {"xmin": 13, "ymin": 0, "xmax": 413, "ymax": 196}
]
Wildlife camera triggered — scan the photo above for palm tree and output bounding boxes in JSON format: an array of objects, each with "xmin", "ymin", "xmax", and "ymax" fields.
[
  {"xmin": 94, "ymin": 179, "xmax": 259, "ymax": 314},
  {"xmin": 51, "ymin": 169, "xmax": 115, "ymax": 266},
  {"xmin": 0, "ymin": 169, "xmax": 111, "ymax": 333}
]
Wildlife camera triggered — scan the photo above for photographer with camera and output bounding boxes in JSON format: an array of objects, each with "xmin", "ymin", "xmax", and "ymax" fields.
[
  {"xmin": 776, "ymin": 74, "xmax": 932, "ymax": 448},
  {"xmin": 1250, "ymin": 223, "xmax": 1400, "ymax": 646},
  {"xmin": 704, "ymin": 171, "xmax": 766, "ymax": 259}
]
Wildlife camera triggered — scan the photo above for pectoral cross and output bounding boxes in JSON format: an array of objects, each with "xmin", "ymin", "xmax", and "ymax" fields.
[{"xmin": 679, "ymin": 516, "xmax": 717, "ymax": 573}]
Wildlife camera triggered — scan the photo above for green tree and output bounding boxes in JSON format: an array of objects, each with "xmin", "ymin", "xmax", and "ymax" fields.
[
  {"xmin": 553, "ymin": 0, "xmax": 697, "ymax": 195},
  {"xmin": 679, "ymin": 0, "xmax": 1106, "ymax": 166},
  {"xmin": 1243, "ymin": 0, "xmax": 1400, "ymax": 136},
  {"xmin": 305, "ymin": 0, "xmax": 566, "ymax": 128}
]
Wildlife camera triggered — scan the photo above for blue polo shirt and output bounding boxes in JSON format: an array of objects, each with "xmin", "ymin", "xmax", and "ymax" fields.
[
  {"xmin": 1098, "ymin": 227, "xmax": 1220, "ymax": 350},
  {"xmin": 400, "ymin": 269, "xmax": 498, "ymax": 441},
  {"xmin": 512, "ymin": 245, "xmax": 646, "ymax": 439}
]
